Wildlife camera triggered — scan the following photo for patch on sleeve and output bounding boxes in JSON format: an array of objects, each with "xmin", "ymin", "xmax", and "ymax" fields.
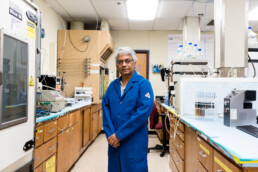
[{"xmin": 145, "ymin": 92, "xmax": 150, "ymax": 98}]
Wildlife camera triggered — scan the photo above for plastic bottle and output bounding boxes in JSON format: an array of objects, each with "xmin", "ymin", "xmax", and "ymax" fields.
[
  {"xmin": 176, "ymin": 45, "xmax": 184, "ymax": 59},
  {"xmin": 248, "ymin": 27, "xmax": 257, "ymax": 47},
  {"xmin": 196, "ymin": 49, "xmax": 203, "ymax": 59},
  {"xmin": 185, "ymin": 42, "xmax": 194, "ymax": 58}
]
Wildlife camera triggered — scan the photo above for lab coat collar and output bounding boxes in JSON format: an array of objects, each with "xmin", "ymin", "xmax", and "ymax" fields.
[{"xmin": 114, "ymin": 71, "xmax": 139, "ymax": 100}]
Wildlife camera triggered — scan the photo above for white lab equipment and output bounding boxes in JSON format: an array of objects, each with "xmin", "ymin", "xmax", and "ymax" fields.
[
  {"xmin": 74, "ymin": 87, "xmax": 92, "ymax": 103},
  {"xmin": 176, "ymin": 45, "xmax": 184, "ymax": 59},
  {"xmin": 39, "ymin": 90, "xmax": 66, "ymax": 112}
]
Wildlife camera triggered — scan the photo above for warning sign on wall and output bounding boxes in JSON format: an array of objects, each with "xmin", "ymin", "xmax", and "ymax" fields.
[{"xmin": 27, "ymin": 20, "xmax": 35, "ymax": 39}]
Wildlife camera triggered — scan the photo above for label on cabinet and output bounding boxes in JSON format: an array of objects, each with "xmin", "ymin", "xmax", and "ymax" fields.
[{"xmin": 46, "ymin": 155, "xmax": 55, "ymax": 172}]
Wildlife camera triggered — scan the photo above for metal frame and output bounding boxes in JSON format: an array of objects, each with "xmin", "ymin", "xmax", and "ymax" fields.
[{"xmin": 0, "ymin": 29, "xmax": 29, "ymax": 130}]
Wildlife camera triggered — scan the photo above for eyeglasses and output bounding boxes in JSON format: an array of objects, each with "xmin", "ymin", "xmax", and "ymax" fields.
[{"xmin": 116, "ymin": 59, "xmax": 134, "ymax": 65}]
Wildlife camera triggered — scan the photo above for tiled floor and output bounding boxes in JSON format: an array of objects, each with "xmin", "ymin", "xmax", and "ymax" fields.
[{"xmin": 71, "ymin": 133, "xmax": 171, "ymax": 172}]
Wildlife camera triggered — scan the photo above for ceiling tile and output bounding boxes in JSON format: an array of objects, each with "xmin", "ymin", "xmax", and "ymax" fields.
[
  {"xmin": 157, "ymin": 1, "xmax": 193, "ymax": 19},
  {"xmin": 56, "ymin": 0, "xmax": 97, "ymax": 20},
  {"xmin": 92, "ymin": 0, "xmax": 127, "ymax": 19},
  {"xmin": 153, "ymin": 18, "xmax": 182, "ymax": 30},
  {"xmin": 128, "ymin": 21, "xmax": 154, "ymax": 30},
  {"xmin": 108, "ymin": 19, "xmax": 128, "ymax": 30},
  {"xmin": 186, "ymin": 2, "xmax": 214, "ymax": 18}
]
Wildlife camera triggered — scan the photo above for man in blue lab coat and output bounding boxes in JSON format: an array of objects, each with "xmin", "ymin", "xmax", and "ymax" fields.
[{"xmin": 102, "ymin": 47, "xmax": 154, "ymax": 172}]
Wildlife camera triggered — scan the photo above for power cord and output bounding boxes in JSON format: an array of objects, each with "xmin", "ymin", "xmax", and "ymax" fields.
[
  {"xmin": 68, "ymin": 30, "xmax": 89, "ymax": 52},
  {"xmin": 248, "ymin": 54, "xmax": 256, "ymax": 78}
]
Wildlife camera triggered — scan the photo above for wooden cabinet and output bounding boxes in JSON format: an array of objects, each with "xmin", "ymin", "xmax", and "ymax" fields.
[
  {"xmin": 57, "ymin": 122, "xmax": 81, "ymax": 172},
  {"xmin": 91, "ymin": 104, "xmax": 102, "ymax": 141},
  {"xmin": 197, "ymin": 136, "xmax": 213, "ymax": 172},
  {"xmin": 214, "ymin": 150, "xmax": 241, "ymax": 172},
  {"xmin": 43, "ymin": 120, "xmax": 57, "ymax": 142},
  {"xmin": 35, "ymin": 154, "xmax": 56, "ymax": 172},
  {"xmin": 35, "ymin": 126, "xmax": 44, "ymax": 148},
  {"xmin": 83, "ymin": 106, "xmax": 91, "ymax": 147},
  {"xmin": 35, "ymin": 104, "xmax": 103, "ymax": 172}
]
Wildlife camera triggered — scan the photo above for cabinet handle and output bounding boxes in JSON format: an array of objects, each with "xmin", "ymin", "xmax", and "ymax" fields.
[
  {"xmin": 197, "ymin": 137, "xmax": 201, "ymax": 141},
  {"xmin": 36, "ymin": 137, "xmax": 40, "ymax": 140},
  {"xmin": 48, "ymin": 146, "xmax": 55, "ymax": 151},
  {"xmin": 49, "ymin": 129, "xmax": 55, "ymax": 133},
  {"xmin": 35, "ymin": 157, "xmax": 39, "ymax": 161},
  {"xmin": 175, "ymin": 160, "xmax": 180, "ymax": 165},
  {"xmin": 199, "ymin": 151, "xmax": 207, "ymax": 158},
  {"xmin": 217, "ymin": 170, "xmax": 223, "ymax": 172},
  {"xmin": 176, "ymin": 143, "xmax": 180, "ymax": 148}
]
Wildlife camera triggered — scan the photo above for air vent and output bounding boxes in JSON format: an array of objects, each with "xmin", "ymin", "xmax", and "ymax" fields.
[
  {"xmin": 101, "ymin": 47, "xmax": 113, "ymax": 62},
  {"xmin": 207, "ymin": 20, "xmax": 214, "ymax": 26}
]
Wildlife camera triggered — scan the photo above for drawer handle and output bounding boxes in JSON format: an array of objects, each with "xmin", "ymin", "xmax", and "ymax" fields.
[
  {"xmin": 48, "ymin": 146, "xmax": 55, "ymax": 151},
  {"xmin": 197, "ymin": 137, "xmax": 201, "ymax": 141},
  {"xmin": 36, "ymin": 137, "xmax": 40, "ymax": 140},
  {"xmin": 217, "ymin": 170, "xmax": 223, "ymax": 172},
  {"xmin": 199, "ymin": 151, "xmax": 207, "ymax": 158},
  {"xmin": 176, "ymin": 143, "xmax": 182, "ymax": 148},
  {"xmin": 175, "ymin": 160, "xmax": 180, "ymax": 165},
  {"xmin": 35, "ymin": 157, "xmax": 39, "ymax": 161},
  {"xmin": 49, "ymin": 129, "xmax": 56, "ymax": 133}
]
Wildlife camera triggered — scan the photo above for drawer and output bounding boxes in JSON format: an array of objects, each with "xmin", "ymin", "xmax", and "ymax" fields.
[
  {"xmin": 44, "ymin": 120, "xmax": 57, "ymax": 142},
  {"xmin": 34, "ymin": 154, "xmax": 56, "ymax": 172},
  {"xmin": 172, "ymin": 146, "xmax": 184, "ymax": 172},
  {"xmin": 196, "ymin": 160, "xmax": 208, "ymax": 172},
  {"xmin": 34, "ymin": 163, "xmax": 43, "ymax": 172},
  {"xmin": 175, "ymin": 127, "xmax": 184, "ymax": 141},
  {"xmin": 41, "ymin": 137, "xmax": 57, "ymax": 163},
  {"xmin": 197, "ymin": 136, "xmax": 213, "ymax": 172},
  {"xmin": 174, "ymin": 134, "xmax": 185, "ymax": 160},
  {"xmin": 169, "ymin": 139, "xmax": 176, "ymax": 158},
  {"xmin": 57, "ymin": 115, "xmax": 69, "ymax": 133},
  {"xmin": 34, "ymin": 145, "xmax": 43, "ymax": 168},
  {"xmin": 170, "ymin": 114, "xmax": 177, "ymax": 124},
  {"xmin": 178, "ymin": 121, "xmax": 185, "ymax": 133},
  {"xmin": 69, "ymin": 110, "xmax": 80, "ymax": 127},
  {"xmin": 35, "ymin": 126, "xmax": 44, "ymax": 148},
  {"xmin": 214, "ymin": 150, "xmax": 241, "ymax": 172},
  {"xmin": 170, "ymin": 158, "xmax": 179, "ymax": 172}
]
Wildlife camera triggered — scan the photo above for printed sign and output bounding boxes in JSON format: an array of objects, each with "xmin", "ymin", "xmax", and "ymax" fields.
[{"xmin": 27, "ymin": 20, "xmax": 35, "ymax": 39}]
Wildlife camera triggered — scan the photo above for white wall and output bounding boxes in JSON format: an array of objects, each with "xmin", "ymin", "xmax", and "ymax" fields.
[
  {"xmin": 109, "ymin": 31, "xmax": 182, "ymax": 97},
  {"xmin": 34, "ymin": 0, "xmax": 67, "ymax": 76}
]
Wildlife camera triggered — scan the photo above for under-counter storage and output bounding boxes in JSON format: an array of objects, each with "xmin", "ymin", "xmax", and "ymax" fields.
[
  {"xmin": 196, "ymin": 160, "xmax": 208, "ymax": 172},
  {"xmin": 35, "ymin": 154, "xmax": 56, "ymax": 172},
  {"xmin": 43, "ymin": 120, "xmax": 57, "ymax": 142},
  {"xmin": 35, "ymin": 126, "xmax": 44, "ymax": 148},
  {"xmin": 197, "ymin": 136, "xmax": 213, "ymax": 172},
  {"xmin": 34, "ymin": 137, "xmax": 56, "ymax": 168},
  {"xmin": 213, "ymin": 150, "xmax": 241, "ymax": 172}
]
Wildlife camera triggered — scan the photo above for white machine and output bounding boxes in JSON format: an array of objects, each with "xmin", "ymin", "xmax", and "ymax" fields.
[
  {"xmin": 0, "ymin": 0, "xmax": 40, "ymax": 171},
  {"xmin": 39, "ymin": 90, "xmax": 66, "ymax": 112},
  {"xmin": 74, "ymin": 87, "xmax": 92, "ymax": 103}
]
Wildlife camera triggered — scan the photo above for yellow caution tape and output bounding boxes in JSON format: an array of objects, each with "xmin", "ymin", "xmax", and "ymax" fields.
[
  {"xmin": 214, "ymin": 156, "xmax": 232, "ymax": 172},
  {"xmin": 200, "ymin": 144, "xmax": 210, "ymax": 155}
]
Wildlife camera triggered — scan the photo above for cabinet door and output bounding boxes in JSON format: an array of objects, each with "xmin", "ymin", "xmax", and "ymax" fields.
[
  {"xmin": 57, "ymin": 129, "xmax": 71, "ymax": 172},
  {"xmin": 70, "ymin": 123, "xmax": 81, "ymax": 166},
  {"xmin": 214, "ymin": 150, "xmax": 241, "ymax": 172},
  {"xmin": 91, "ymin": 111, "xmax": 98, "ymax": 140},
  {"xmin": 83, "ymin": 107, "xmax": 91, "ymax": 146},
  {"xmin": 98, "ymin": 109, "xmax": 103, "ymax": 134}
]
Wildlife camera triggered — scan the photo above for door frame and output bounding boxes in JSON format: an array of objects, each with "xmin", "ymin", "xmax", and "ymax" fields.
[{"xmin": 116, "ymin": 50, "xmax": 150, "ymax": 80}]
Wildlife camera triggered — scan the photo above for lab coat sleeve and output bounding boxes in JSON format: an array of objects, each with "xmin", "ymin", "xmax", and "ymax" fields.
[
  {"xmin": 115, "ymin": 80, "xmax": 154, "ymax": 142},
  {"xmin": 102, "ymin": 86, "xmax": 116, "ymax": 139}
]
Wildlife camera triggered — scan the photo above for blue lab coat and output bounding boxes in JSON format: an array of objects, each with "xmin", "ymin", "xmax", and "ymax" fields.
[{"xmin": 102, "ymin": 71, "xmax": 154, "ymax": 172}]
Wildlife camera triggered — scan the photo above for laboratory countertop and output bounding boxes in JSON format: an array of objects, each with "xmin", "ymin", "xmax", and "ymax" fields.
[
  {"xmin": 36, "ymin": 101, "xmax": 91, "ymax": 124},
  {"xmin": 160, "ymin": 103, "xmax": 258, "ymax": 167}
]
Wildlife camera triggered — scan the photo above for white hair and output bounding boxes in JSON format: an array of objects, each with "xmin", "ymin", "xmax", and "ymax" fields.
[{"xmin": 114, "ymin": 46, "xmax": 137, "ymax": 62}]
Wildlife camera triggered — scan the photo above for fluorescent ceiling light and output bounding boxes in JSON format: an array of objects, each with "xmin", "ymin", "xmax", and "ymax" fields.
[
  {"xmin": 249, "ymin": 7, "xmax": 258, "ymax": 21},
  {"xmin": 126, "ymin": 0, "xmax": 159, "ymax": 21}
]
